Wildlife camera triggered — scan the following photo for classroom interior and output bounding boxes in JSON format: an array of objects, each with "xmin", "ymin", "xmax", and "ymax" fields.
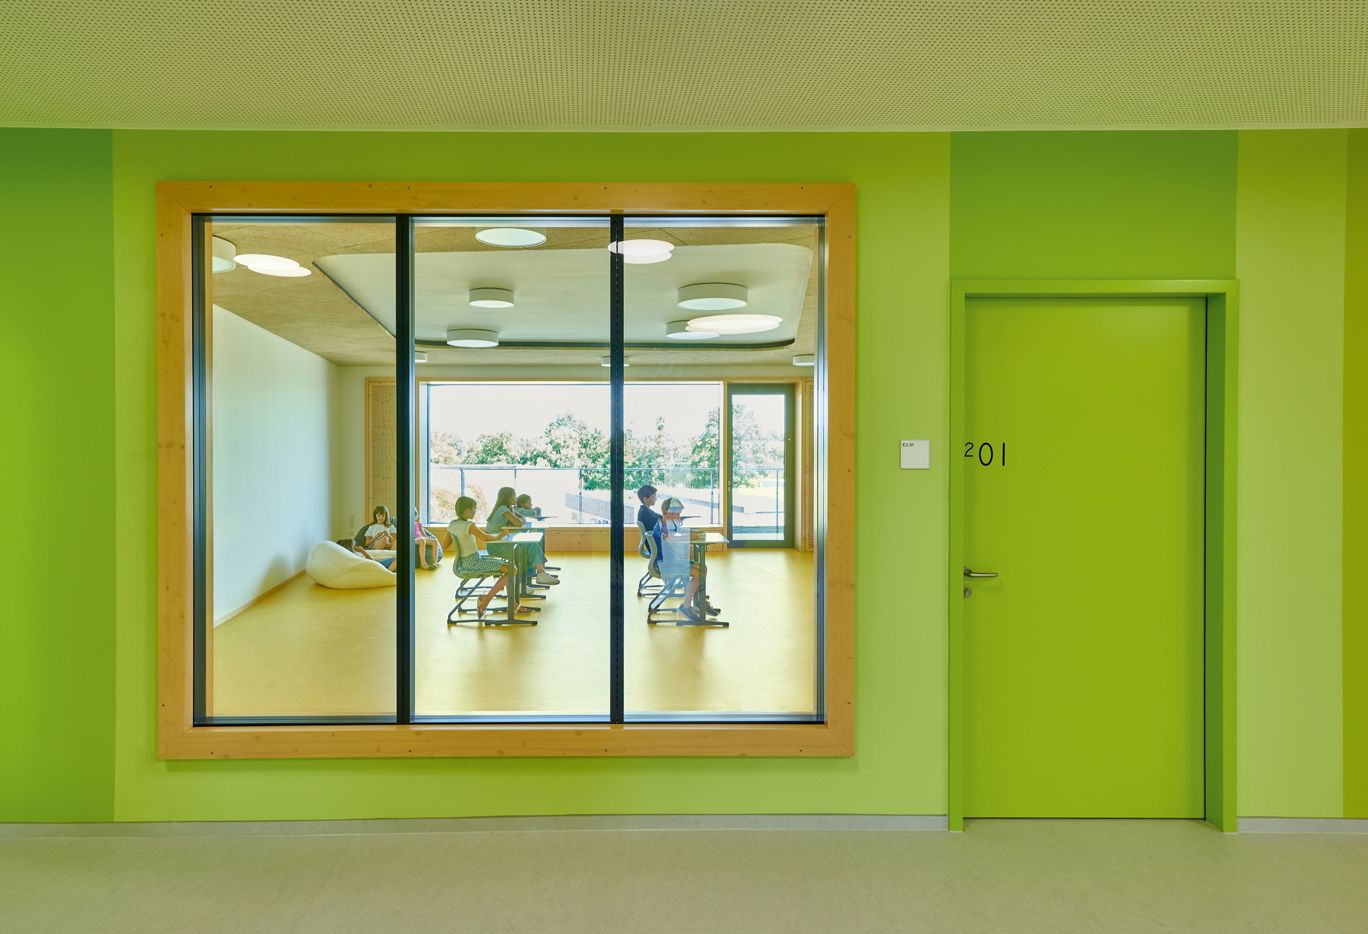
[{"xmin": 205, "ymin": 216, "xmax": 821, "ymax": 720}]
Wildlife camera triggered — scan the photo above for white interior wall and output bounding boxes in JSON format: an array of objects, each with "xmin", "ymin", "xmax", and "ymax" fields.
[{"xmin": 211, "ymin": 305, "xmax": 338, "ymax": 624}]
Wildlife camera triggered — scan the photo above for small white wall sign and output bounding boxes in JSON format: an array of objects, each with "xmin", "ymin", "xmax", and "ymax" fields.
[{"xmin": 900, "ymin": 439, "xmax": 930, "ymax": 469}]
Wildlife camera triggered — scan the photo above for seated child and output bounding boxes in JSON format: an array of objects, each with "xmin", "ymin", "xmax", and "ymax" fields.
[
  {"xmin": 413, "ymin": 505, "xmax": 442, "ymax": 569},
  {"xmin": 485, "ymin": 486, "xmax": 558, "ymax": 586},
  {"xmin": 657, "ymin": 497, "xmax": 719, "ymax": 621},
  {"xmin": 356, "ymin": 504, "xmax": 397, "ymax": 551},
  {"xmin": 513, "ymin": 493, "xmax": 542, "ymax": 519},
  {"xmin": 447, "ymin": 496, "xmax": 524, "ymax": 617}
]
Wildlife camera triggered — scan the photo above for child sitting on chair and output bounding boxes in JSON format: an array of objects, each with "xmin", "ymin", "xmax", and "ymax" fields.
[
  {"xmin": 657, "ymin": 497, "xmax": 720, "ymax": 621},
  {"xmin": 447, "ymin": 496, "xmax": 517, "ymax": 617},
  {"xmin": 413, "ymin": 506, "xmax": 442, "ymax": 569},
  {"xmin": 513, "ymin": 493, "xmax": 542, "ymax": 519},
  {"xmin": 485, "ymin": 486, "xmax": 558, "ymax": 586}
]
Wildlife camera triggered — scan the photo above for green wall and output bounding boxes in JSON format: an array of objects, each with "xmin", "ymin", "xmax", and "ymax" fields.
[
  {"xmin": 109, "ymin": 131, "xmax": 952, "ymax": 821},
  {"xmin": 950, "ymin": 131, "xmax": 1237, "ymax": 278},
  {"xmin": 1345, "ymin": 128, "xmax": 1368, "ymax": 819},
  {"xmin": 1236, "ymin": 131, "xmax": 1347, "ymax": 817},
  {"xmin": 2, "ymin": 127, "xmax": 1361, "ymax": 822},
  {"xmin": 0, "ymin": 129, "xmax": 116, "ymax": 821}
]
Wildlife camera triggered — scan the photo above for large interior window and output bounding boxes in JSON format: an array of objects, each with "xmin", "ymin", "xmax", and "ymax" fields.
[{"xmin": 192, "ymin": 211, "xmax": 825, "ymax": 726}]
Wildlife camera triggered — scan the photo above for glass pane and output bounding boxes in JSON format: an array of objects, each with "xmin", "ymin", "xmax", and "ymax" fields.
[
  {"xmin": 622, "ymin": 217, "xmax": 823, "ymax": 720},
  {"xmin": 200, "ymin": 217, "xmax": 397, "ymax": 721},
  {"xmin": 410, "ymin": 218, "xmax": 611, "ymax": 719},
  {"xmin": 730, "ymin": 391, "xmax": 791, "ymax": 543}
]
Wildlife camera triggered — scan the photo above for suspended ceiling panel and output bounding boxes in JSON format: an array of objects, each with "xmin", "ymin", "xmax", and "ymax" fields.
[
  {"xmin": 209, "ymin": 220, "xmax": 818, "ymax": 367},
  {"xmin": 319, "ymin": 243, "xmax": 810, "ymax": 345},
  {"xmin": 2, "ymin": 2, "xmax": 1364, "ymax": 130}
]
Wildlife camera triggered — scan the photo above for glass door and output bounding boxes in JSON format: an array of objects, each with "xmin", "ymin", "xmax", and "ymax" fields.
[{"xmin": 727, "ymin": 384, "xmax": 795, "ymax": 547}]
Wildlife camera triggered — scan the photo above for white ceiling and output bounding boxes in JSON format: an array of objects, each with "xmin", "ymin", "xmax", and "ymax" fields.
[
  {"xmin": 2, "ymin": 2, "xmax": 1365, "ymax": 130},
  {"xmin": 317, "ymin": 244, "xmax": 811, "ymax": 345}
]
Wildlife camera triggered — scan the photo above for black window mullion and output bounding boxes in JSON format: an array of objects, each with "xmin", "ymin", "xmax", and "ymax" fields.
[
  {"xmin": 609, "ymin": 214, "xmax": 626, "ymax": 723},
  {"xmin": 396, "ymin": 216, "xmax": 416, "ymax": 723}
]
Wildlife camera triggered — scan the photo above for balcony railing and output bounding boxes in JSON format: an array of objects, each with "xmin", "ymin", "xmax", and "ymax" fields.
[{"xmin": 427, "ymin": 463, "xmax": 784, "ymax": 536}]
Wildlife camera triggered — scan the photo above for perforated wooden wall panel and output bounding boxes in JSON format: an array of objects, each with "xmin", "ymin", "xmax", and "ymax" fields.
[
  {"xmin": 2, "ymin": 2, "xmax": 1364, "ymax": 130},
  {"xmin": 365, "ymin": 378, "xmax": 397, "ymax": 522}
]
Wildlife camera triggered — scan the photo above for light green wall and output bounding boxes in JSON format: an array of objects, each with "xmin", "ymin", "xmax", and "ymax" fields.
[
  {"xmin": 1236, "ymin": 131, "xmax": 1347, "ymax": 817},
  {"xmin": 109, "ymin": 131, "xmax": 952, "ymax": 820},
  {"xmin": 950, "ymin": 131, "xmax": 1237, "ymax": 278},
  {"xmin": 0, "ymin": 129, "xmax": 116, "ymax": 821},
  {"xmin": 4, "ymin": 126, "xmax": 1360, "ymax": 822},
  {"xmin": 1345, "ymin": 128, "xmax": 1368, "ymax": 819}
]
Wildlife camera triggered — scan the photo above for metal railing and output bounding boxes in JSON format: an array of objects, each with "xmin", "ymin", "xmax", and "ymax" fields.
[{"xmin": 427, "ymin": 463, "xmax": 784, "ymax": 529}]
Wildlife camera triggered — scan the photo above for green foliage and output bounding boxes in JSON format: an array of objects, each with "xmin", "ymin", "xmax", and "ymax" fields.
[{"xmin": 431, "ymin": 406, "xmax": 782, "ymax": 490}]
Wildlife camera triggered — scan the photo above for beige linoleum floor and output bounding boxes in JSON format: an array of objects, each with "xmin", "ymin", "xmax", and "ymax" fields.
[
  {"xmin": 211, "ymin": 549, "xmax": 816, "ymax": 719},
  {"xmin": 3, "ymin": 820, "xmax": 1367, "ymax": 933}
]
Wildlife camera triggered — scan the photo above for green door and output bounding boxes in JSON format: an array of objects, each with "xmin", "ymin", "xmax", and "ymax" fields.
[{"xmin": 964, "ymin": 297, "xmax": 1205, "ymax": 817}]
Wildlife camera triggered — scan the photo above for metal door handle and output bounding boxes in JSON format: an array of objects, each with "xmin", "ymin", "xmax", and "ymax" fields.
[{"xmin": 963, "ymin": 567, "xmax": 999, "ymax": 579}]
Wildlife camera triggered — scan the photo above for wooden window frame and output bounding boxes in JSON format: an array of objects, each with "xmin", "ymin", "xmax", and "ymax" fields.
[{"xmin": 157, "ymin": 182, "xmax": 855, "ymax": 759}]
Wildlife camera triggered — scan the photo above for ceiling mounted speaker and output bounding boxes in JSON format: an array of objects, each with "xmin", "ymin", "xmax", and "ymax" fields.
[
  {"xmin": 211, "ymin": 236, "xmax": 236, "ymax": 273},
  {"xmin": 469, "ymin": 288, "xmax": 514, "ymax": 308},
  {"xmin": 446, "ymin": 328, "xmax": 500, "ymax": 348},
  {"xmin": 666, "ymin": 319, "xmax": 719, "ymax": 340},
  {"xmin": 678, "ymin": 283, "xmax": 747, "ymax": 311},
  {"xmin": 792, "ymin": 354, "xmax": 816, "ymax": 366}
]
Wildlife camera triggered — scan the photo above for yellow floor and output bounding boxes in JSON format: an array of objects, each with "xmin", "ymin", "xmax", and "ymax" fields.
[{"xmin": 210, "ymin": 549, "xmax": 816, "ymax": 718}]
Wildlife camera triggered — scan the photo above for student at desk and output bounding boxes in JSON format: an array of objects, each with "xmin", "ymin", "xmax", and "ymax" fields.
[
  {"xmin": 513, "ymin": 493, "xmax": 542, "ymax": 519},
  {"xmin": 658, "ymin": 497, "xmax": 720, "ymax": 622},
  {"xmin": 486, "ymin": 486, "xmax": 558, "ymax": 586}
]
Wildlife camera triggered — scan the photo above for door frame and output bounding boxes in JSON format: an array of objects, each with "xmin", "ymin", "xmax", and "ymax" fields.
[
  {"xmin": 948, "ymin": 279, "xmax": 1239, "ymax": 832},
  {"xmin": 726, "ymin": 382, "xmax": 798, "ymax": 548}
]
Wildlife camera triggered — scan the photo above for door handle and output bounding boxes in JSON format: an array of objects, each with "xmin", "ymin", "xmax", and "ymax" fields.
[{"xmin": 963, "ymin": 567, "xmax": 999, "ymax": 579}]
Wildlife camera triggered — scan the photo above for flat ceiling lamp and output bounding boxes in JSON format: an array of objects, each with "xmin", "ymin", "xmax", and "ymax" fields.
[
  {"xmin": 686, "ymin": 313, "xmax": 782, "ymax": 335},
  {"xmin": 600, "ymin": 356, "xmax": 630, "ymax": 367},
  {"xmin": 678, "ymin": 283, "xmax": 748, "ymax": 311},
  {"xmin": 792, "ymin": 354, "xmax": 816, "ymax": 367},
  {"xmin": 211, "ymin": 236, "xmax": 236, "ymax": 273},
  {"xmin": 414, "ymin": 351, "xmax": 429, "ymax": 363},
  {"xmin": 475, "ymin": 227, "xmax": 546, "ymax": 247},
  {"xmin": 610, "ymin": 238, "xmax": 675, "ymax": 264},
  {"xmin": 469, "ymin": 288, "xmax": 514, "ymax": 308},
  {"xmin": 609, "ymin": 238, "xmax": 674, "ymax": 255},
  {"xmin": 235, "ymin": 253, "xmax": 300, "ymax": 272},
  {"xmin": 623, "ymin": 252, "xmax": 672, "ymax": 265},
  {"xmin": 446, "ymin": 328, "xmax": 499, "ymax": 348},
  {"xmin": 236, "ymin": 253, "xmax": 311, "ymax": 278},
  {"xmin": 666, "ymin": 319, "xmax": 719, "ymax": 340}
]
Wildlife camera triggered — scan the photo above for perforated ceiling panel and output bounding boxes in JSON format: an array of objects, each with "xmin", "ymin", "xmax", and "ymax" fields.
[{"xmin": 2, "ymin": 1, "xmax": 1365, "ymax": 130}]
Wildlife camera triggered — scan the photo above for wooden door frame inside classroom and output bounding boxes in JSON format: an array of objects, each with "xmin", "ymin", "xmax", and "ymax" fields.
[
  {"xmin": 156, "ymin": 181, "xmax": 854, "ymax": 760},
  {"xmin": 947, "ymin": 279, "xmax": 1239, "ymax": 831}
]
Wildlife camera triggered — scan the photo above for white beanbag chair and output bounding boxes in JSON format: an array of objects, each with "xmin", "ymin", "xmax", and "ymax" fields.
[{"xmin": 306, "ymin": 541, "xmax": 397, "ymax": 590}]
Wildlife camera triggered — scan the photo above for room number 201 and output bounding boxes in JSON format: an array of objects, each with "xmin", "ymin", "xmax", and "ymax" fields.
[{"xmin": 964, "ymin": 441, "xmax": 1006, "ymax": 466}]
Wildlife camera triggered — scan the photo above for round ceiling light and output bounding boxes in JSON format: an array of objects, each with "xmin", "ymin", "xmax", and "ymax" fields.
[
  {"xmin": 600, "ymin": 356, "xmax": 631, "ymax": 367},
  {"xmin": 235, "ymin": 253, "xmax": 299, "ymax": 272},
  {"xmin": 259, "ymin": 265, "xmax": 312, "ymax": 278},
  {"xmin": 609, "ymin": 238, "xmax": 674, "ymax": 255},
  {"xmin": 211, "ymin": 236, "xmax": 236, "ymax": 273},
  {"xmin": 792, "ymin": 354, "xmax": 816, "ymax": 367},
  {"xmin": 686, "ymin": 313, "xmax": 782, "ymax": 335},
  {"xmin": 469, "ymin": 288, "xmax": 514, "ymax": 308},
  {"xmin": 678, "ymin": 283, "xmax": 748, "ymax": 311},
  {"xmin": 666, "ymin": 319, "xmax": 719, "ymax": 341},
  {"xmin": 446, "ymin": 328, "xmax": 500, "ymax": 348},
  {"xmin": 623, "ymin": 252, "xmax": 673, "ymax": 265},
  {"xmin": 475, "ymin": 227, "xmax": 546, "ymax": 247}
]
